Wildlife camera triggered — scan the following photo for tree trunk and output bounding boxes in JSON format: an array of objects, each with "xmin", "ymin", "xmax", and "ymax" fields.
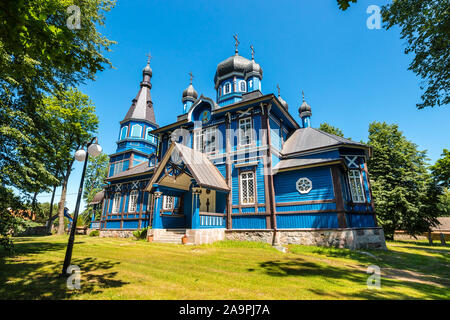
[
  {"xmin": 57, "ymin": 164, "xmax": 73, "ymax": 235},
  {"xmin": 47, "ymin": 185, "xmax": 57, "ymax": 233},
  {"xmin": 57, "ymin": 179, "xmax": 68, "ymax": 235},
  {"xmin": 31, "ymin": 191, "xmax": 37, "ymax": 221}
]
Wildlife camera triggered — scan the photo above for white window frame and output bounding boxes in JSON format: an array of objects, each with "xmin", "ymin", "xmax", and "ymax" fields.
[
  {"xmin": 113, "ymin": 161, "xmax": 124, "ymax": 176},
  {"xmin": 163, "ymin": 195, "xmax": 174, "ymax": 210},
  {"xmin": 146, "ymin": 128, "xmax": 156, "ymax": 143},
  {"xmin": 224, "ymin": 83, "xmax": 231, "ymax": 95},
  {"xmin": 193, "ymin": 126, "xmax": 217, "ymax": 154},
  {"xmin": 128, "ymin": 190, "xmax": 139, "ymax": 213},
  {"xmin": 238, "ymin": 117, "xmax": 253, "ymax": 146},
  {"xmin": 131, "ymin": 124, "xmax": 142, "ymax": 138},
  {"xmin": 348, "ymin": 170, "xmax": 365, "ymax": 203},
  {"xmin": 112, "ymin": 193, "xmax": 121, "ymax": 214},
  {"xmin": 120, "ymin": 126, "xmax": 128, "ymax": 140},
  {"xmin": 239, "ymin": 80, "xmax": 246, "ymax": 92},
  {"xmin": 296, "ymin": 177, "xmax": 312, "ymax": 194},
  {"xmin": 240, "ymin": 171, "xmax": 255, "ymax": 205}
]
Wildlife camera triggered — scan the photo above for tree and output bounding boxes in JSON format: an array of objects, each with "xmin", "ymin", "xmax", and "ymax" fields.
[
  {"xmin": 337, "ymin": 0, "xmax": 449, "ymax": 109},
  {"xmin": 438, "ymin": 189, "xmax": 450, "ymax": 217},
  {"xmin": 0, "ymin": 0, "xmax": 115, "ymax": 247},
  {"xmin": 319, "ymin": 122, "xmax": 345, "ymax": 137},
  {"xmin": 430, "ymin": 149, "xmax": 450, "ymax": 188},
  {"xmin": 80, "ymin": 153, "xmax": 109, "ymax": 225},
  {"xmin": 41, "ymin": 88, "xmax": 99, "ymax": 235},
  {"xmin": 367, "ymin": 122, "xmax": 439, "ymax": 239}
]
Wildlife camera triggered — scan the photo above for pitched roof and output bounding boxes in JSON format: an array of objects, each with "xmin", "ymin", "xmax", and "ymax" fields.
[
  {"xmin": 123, "ymin": 84, "xmax": 156, "ymax": 124},
  {"xmin": 148, "ymin": 142, "xmax": 229, "ymax": 192},
  {"xmin": 281, "ymin": 127, "xmax": 368, "ymax": 156},
  {"xmin": 435, "ymin": 217, "xmax": 450, "ymax": 231},
  {"xmin": 89, "ymin": 190, "xmax": 104, "ymax": 205},
  {"xmin": 107, "ymin": 161, "xmax": 153, "ymax": 180},
  {"xmin": 273, "ymin": 156, "xmax": 343, "ymax": 173}
]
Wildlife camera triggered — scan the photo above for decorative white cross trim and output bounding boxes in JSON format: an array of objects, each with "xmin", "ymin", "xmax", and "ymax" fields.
[
  {"xmin": 115, "ymin": 184, "xmax": 122, "ymax": 191},
  {"xmin": 345, "ymin": 156, "xmax": 358, "ymax": 168},
  {"xmin": 237, "ymin": 107, "xmax": 252, "ymax": 117},
  {"xmin": 131, "ymin": 181, "xmax": 139, "ymax": 190}
]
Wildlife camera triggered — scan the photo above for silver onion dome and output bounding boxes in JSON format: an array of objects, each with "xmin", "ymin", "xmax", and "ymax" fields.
[
  {"xmin": 143, "ymin": 63, "xmax": 152, "ymax": 77},
  {"xmin": 245, "ymin": 59, "xmax": 263, "ymax": 78},
  {"xmin": 182, "ymin": 84, "xmax": 198, "ymax": 102},
  {"xmin": 278, "ymin": 95, "xmax": 288, "ymax": 110},
  {"xmin": 299, "ymin": 100, "xmax": 311, "ymax": 118}
]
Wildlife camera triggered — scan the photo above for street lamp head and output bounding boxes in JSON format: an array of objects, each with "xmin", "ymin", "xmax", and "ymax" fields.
[
  {"xmin": 74, "ymin": 149, "xmax": 87, "ymax": 162},
  {"xmin": 88, "ymin": 143, "xmax": 102, "ymax": 157}
]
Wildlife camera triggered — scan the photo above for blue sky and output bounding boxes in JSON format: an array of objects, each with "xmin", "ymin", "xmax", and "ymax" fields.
[{"xmin": 35, "ymin": 0, "xmax": 449, "ymax": 212}]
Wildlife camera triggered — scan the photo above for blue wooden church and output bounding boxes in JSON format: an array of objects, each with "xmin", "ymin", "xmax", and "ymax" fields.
[{"xmin": 95, "ymin": 42, "xmax": 386, "ymax": 249}]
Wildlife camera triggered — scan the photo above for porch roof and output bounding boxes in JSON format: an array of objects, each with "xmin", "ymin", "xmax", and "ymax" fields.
[{"xmin": 147, "ymin": 142, "xmax": 230, "ymax": 192}]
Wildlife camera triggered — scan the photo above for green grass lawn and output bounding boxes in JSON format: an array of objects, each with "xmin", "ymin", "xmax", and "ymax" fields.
[{"xmin": 0, "ymin": 236, "xmax": 449, "ymax": 299}]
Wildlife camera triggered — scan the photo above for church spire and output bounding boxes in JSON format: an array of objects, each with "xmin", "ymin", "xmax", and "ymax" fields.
[{"xmin": 122, "ymin": 55, "xmax": 156, "ymax": 125}]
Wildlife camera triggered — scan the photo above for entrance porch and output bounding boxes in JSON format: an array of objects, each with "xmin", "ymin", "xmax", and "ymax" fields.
[{"xmin": 146, "ymin": 142, "xmax": 230, "ymax": 244}]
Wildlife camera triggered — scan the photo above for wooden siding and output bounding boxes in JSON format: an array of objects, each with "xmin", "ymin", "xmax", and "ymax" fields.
[
  {"xmin": 347, "ymin": 214, "xmax": 375, "ymax": 228},
  {"xmin": 276, "ymin": 202, "xmax": 336, "ymax": 212},
  {"xmin": 274, "ymin": 166, "xmax": 334, "ymax": 203},
  {"xmin": 276, "ymin": 213, "xmax": 339, "ymax": 229},
  {"xmin": 123, "ymin": 220, "xmax": 139, "ymax": 229},
  {"xmin": 232, "ymin": 215, "xmax": 267, "ymax": 229}
]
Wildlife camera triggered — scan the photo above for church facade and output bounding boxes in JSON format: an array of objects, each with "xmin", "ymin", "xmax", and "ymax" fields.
[{"xmin": 95, "ymin": 44, "xmax": 386, "ymax": 249}]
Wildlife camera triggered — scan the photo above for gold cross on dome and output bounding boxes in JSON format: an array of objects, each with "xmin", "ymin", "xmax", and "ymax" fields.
[
  {"xmin": 277, "ymin": 84, "xmax": 280, "ymax": 96},
  {"xmin": 146, "ymin": 51, "xmax": 152, "ymax": 64},
  {"xmin": 188, "ymin": 71, "xmax": 194, "ymax": 84},
  {"xmin": 250, "ymin": 45, "xmax": 255, "ymax": 60},
  {"xmin": 233, "ymin": 34, "xmax": 240, "ymax": 53}
]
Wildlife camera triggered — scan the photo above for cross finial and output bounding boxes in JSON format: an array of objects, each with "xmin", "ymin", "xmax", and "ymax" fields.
[
  {"xmin": 250, "ymin": 45, "xmax": 255, "ymax": 60},
  {"xmin": 277, "ymin": 84, "xmax": 281, "ymax": 96},
  {"xmin": 233, "ymin": 34, "xmax": 240, "ymax": 54},
  {"xmin": 146, "ymin": 51, "xmax": 152, "ymax": 64},
  {"xmin": 188, "ymin": 71, "xmax": 194, "ymax": 84},
  {"xmin": 302, "ymin": 90, "xmax": 305, "ymax": 102}
]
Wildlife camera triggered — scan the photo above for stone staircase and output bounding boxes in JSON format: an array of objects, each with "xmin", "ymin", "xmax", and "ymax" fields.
[{"xmin": 153, "ymin": 229, "xmax": 186, "ymax": 244}]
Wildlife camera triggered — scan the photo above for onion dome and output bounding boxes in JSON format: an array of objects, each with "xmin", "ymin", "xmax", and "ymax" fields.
[
  {"xmin": 299, "ymin": 91, "xmax": 311, "ymax": 118},
  {"xmin": 143, "ymin": 59, "xmax": 152, "ymax": 77},
  {"xmin": 246, "ymin": 59, "xmax": 263, "ymax": 77},
  {"xmin": 278, "ymin": 95, "xmax": 288, "ymax": 110},
  {"xmin": 277, "ymin": 84, "xmax": 288, "ymax": 110},
  {"xmin": 214, "ymin": 54, "xmax": 252, "ymax": 84},
  {"xmin": 182, "ymin": 84, "xmax": 198, "ymax": 102}
]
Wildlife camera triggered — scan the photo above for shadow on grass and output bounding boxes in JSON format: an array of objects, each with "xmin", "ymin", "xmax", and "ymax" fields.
[
  {"xmin": 0, "ymin": 240, "xmax": 128, "ymax": 299},
  {"xmin": 256, "ymin": 246, "xmax": 450, "ymax": 299}
]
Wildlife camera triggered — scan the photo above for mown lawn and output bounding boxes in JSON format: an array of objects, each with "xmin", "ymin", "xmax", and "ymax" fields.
[{"xmin": 0, "ymin": 236, "xmax": 449, "ymax": 299}]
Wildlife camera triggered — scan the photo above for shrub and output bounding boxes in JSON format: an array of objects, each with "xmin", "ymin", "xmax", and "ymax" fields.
[
  {"xmin": 89, "ymin": 230, "xmax": 99, "ymax": 237},
  {"xmin": 133, "ymin": 227, "xmax": 148, "ymax": 240}
]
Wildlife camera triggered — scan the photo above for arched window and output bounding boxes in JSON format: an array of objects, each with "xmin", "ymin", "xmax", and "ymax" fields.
[
  {"xmin": 112, "ymin": 193, "xmax": 121, "ymax": 213},
  {"xmin": 120, "ymin": 126, "xmax": 128, "ymax": 140},
  {"xmin": 239, "ymin": 80, "xmax": 246, "ymax": 92},
  {"xmin": 131, "ymin": 124, "xmax": 142, "ymax": 138},
  {"xmin": 224, "ymin": 83, "xmax": 231, "ymax": 95},
  {"xmin": 128, "ymin": 190, "xmax": 138, "ymax": 212},
  {"xmin": 145, "ymin": 128, "xmax": 156, "ymax": 143}
]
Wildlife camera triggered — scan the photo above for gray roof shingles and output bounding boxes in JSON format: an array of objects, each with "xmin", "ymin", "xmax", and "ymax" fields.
[{"xmin": 281, "ymin": 127, "xmax": 367, "ymax": 156}]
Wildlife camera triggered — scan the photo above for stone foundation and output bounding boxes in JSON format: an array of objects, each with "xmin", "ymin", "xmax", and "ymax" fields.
[
  {"xmin": 185, "ymin": 228, "xmax": 226, "ymax": 245},
  {"xmin": 225, "ymin": 227, "xmax": 387, "ymax": 250},
  {"xmin": 99, "ymin": 230, "xmax": 134, "ymax": 238}
]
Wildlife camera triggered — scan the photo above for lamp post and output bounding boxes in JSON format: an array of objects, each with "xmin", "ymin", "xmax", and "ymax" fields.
[{"xmin": 61, "ymin": 137, "xmax": 102, "ymax": 276}]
